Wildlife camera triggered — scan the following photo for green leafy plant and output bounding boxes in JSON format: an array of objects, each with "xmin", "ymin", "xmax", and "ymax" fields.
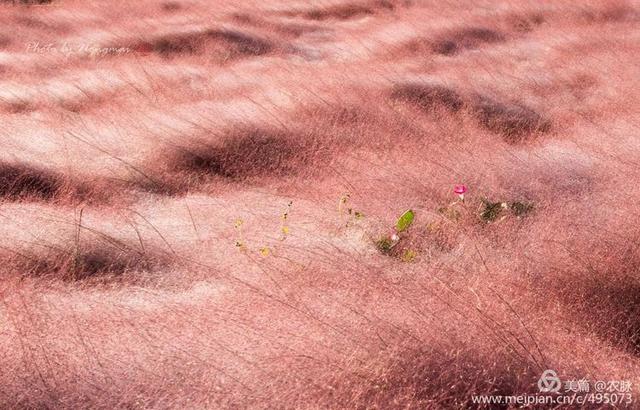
[
  {"xmin": 375, "ymin": 209, "xmax": 417, "ymax": 257},
  {"xmin": 396, "ymin": 209, "xmax": 415, "ymax": 232}
]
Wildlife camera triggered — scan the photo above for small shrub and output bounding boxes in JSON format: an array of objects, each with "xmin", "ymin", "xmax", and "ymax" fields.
[
  {"xmin": 375, "ymin": 237, "xmax": 395, "ymax": 255},
  {"xmin": 375, "ymin": 210, "xmax": 417, "ymax": 257},
  {"xmin": 401, "ymin": 249, "xmax": 417, "ymax": 262},
  {"xmin": 479, "ymin": 199, "xmax": 535, "ymax": 222},
  {"xmin": 479, "ymin": 199, "xmax": 507, "ymax": 223},
  {"xmin": 510, "ymin": 201, "xmax": 534, "ymax": 217}
]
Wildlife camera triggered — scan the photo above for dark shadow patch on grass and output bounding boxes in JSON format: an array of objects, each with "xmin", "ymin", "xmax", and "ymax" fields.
[
  {"xmin": 142, "ymin": 105, "xmax": 372, "ymax": 194},
  {"xmin": 15, "ymin": 16, "xmax": 50, "ymax": 29},
  {"xmin": 13, "ymin": 16, "xmax": 70, "ymax": 34},
  {"xmin": 0, "ymin": 162, "xmax": 119, "ymax": 205},
  {"xmin": 344, "ymin": 346, "xmax": 538, "ymax": 409},
  {"xmin": 231, "ymin": 13, "xmax": 322, "ymax": 38},
  {"xmin": 471, "ymin": 96, "xmax": 551, "ymax": 143},
  {"xmin": 0, "ymin": 162, "xmax": 63, "ymax": 200},
  {"xmin": 391, "ymin": 82, "xmax": 464, "ymax": 113},
  {"xmin": 9, "ymin": 243, "xmax": 167, "ymax": 282},
  {"xmin": 168, "ymin": 128, "xmax": 308, "ymax": 180},
  {"xmin": 328, "ymin": 106, "xmax": 371, "ymax": 126},
  {"xmin": 556, "ymin": 266, "xmax": 640, "ymax": 356},
  {"xmin": 2, "ymin": 101, "xmax": 36, "ymax": 114},
  {"xmin": 283, "ymin": 0, "xmax": 395, "ymax": 21},
  {"xmin": 128, "ymin": 174, "xmax": 186, "ymax": 196},
  {"xmin": 160, "ymin": 1, "xmax": 182, "ymax": 12},
  {"xmin": 1, "ymin": 0, "xmax": 53, "ymax": 4},
  {"xmin": 582, "ymin": 4, "xmax": 639, "ymax": 23},
  {"xmin": 133, "ymin": 29, "xmax": 273, "ymax": 59},
  {"xmin": 65, "ymin": 248, "xmax": 161, "ymax": 281},
  {"xmin": 304, "ymin": 4, "xmax": 374, "ymax": 21},
  {"xmin": 432, "ymin": 27, "xmax": 505, "ymax": 56},
  {"xmin": 537, "ymin": 235, "xmax": 640, "ymax": 357},
  {"xmin": 0, "ymin": 35, "xmax": 11, "ymax": 49}
]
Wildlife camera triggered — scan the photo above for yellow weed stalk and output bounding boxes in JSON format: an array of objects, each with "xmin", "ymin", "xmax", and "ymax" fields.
[
  {"xmin": 281, "ymin": 201, "xmax": 292, "ymax": 240},
  {"xmin": 234, "ymin": 218, "xmax": 246, "ymax": 251}
]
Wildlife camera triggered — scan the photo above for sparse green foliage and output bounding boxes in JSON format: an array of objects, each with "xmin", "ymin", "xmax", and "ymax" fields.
[
  {"xmin": 354, "ymin": 210, "xmax": 364, "ymax": 220},
  {"xmin": 396, "ymin": 209, "xmax": 415, "ymax": 232},
  {"xmin": 510, "ymin": 201, "xmax": 534, "ymax": 217},
  {"xmin": 339, "ymin": 193, "xmax": 365, "ymax": 227},
  {"xmin": 479, "ymin": 199, "xmax": 505, "ymax": 222},
  {"xmin": 375, "ymin": 237, "xmax": 395, "ymax": 255},
  {"xmin": 479, "ymin": 199, "xmax": 535, "ymax": 222},
  {"xmin": 347, "ymin": 208, "xmax": 365, "ymax": 225},
  {"xmin": 372, "ymin": 209, "xmax": 415, "ymax": 255},
  {"xmin": 375, "ymin": 209, "xmax": 416, "ymax": 257},
  {"xmin": 401, "ymin": 249, "xmax": 417, "ymax": 262}
]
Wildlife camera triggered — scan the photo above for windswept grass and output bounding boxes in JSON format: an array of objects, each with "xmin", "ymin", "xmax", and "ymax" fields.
[{"xmin": 0, "ymin": 0, "xmax": 638, "ymax": 408}]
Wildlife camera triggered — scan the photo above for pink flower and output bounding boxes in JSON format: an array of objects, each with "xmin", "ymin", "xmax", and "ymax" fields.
[
  {"xmin": 454, "ymin": 184, "xmax": 467, "ymax": 201},
  {"xmin": 454, "ymin": 185, "xmax": 467, "ymax": 195}
]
